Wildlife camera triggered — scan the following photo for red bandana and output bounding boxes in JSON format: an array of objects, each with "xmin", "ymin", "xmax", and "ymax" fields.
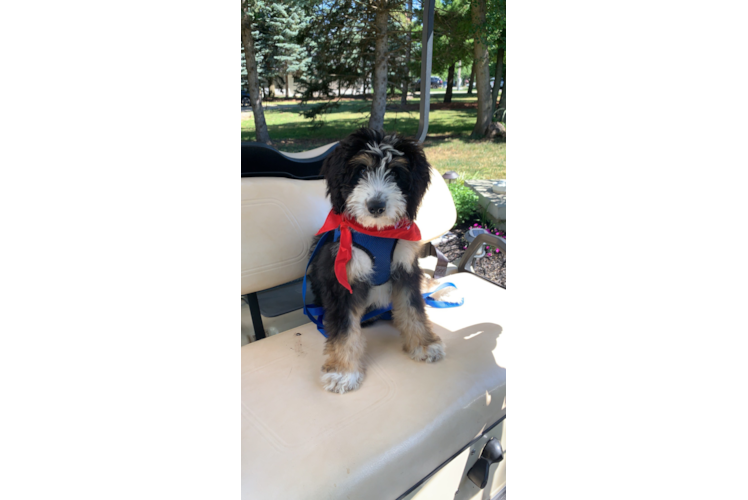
[{"xmin": 316, "ymin": 209, "xmax": 422, "ymax": 293}]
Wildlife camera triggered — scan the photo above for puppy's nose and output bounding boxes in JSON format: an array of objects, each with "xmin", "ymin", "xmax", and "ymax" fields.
[{"xmin": 367, "ymin": 198, "xmax": 386, "ymax": 216}]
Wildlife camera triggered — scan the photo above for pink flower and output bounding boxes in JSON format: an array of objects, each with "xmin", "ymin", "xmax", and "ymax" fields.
[
  {"xmin": 463, "ymin": 246, "xmax": 467, "ymax": 249},
  {"xmin": 473, "ymin": 223, "xmax": 479, "ymax": 227},
  {"xmin": 495, "ymin": 248, "xmax": 500, "ymax": 253}
]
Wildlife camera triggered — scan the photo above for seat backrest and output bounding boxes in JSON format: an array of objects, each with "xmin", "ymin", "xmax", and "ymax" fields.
[
  {"xmin": 241, "ymin": 142, "xmax": 338, "ymax": 179},
  {"xmin": 241, "ymin": 167, "xmax": 456, "ymax": 295}
]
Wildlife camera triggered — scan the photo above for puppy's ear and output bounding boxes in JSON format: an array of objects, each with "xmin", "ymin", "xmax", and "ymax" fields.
[
  {"xmin": 396, "ymin": 138, "xmax": 432, "ymax": 220},
  {"xmin": 320, "ymin": 142, "xmax": 352, "ymax": 214}
]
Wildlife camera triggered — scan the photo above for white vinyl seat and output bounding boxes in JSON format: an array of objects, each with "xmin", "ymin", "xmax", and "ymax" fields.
[
  {"xmin": 241, "ymin": 167, "xmax": 506, "ymax": 499},
  {"xmin": 241, "ymin": 271, "xmax": 506, "ymax": 500}
]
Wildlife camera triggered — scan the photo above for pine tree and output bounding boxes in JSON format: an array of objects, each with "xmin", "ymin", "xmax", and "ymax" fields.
[
  {"xmin": 400, "ymin": 0, "xmax": 413, "ymax": 105},
  {"xmin": 295, "ymin": 0, "xmax": 413, "ymax": 130},
  {"xmin": 432, "ymin": 0, "xmax": 473, "ymax": 104},
  {"xmin": 487, "ymin": 0, "xmax": 506, "ymax": 118},
  {"xmin": 470, "ymin": 0, "xmax": 492, "ymax": 138},
  {"xmin": 470, "ymin": 0, "xmax": 505, "ymax": 137},
  {"xmin": 242, "ymin": 0, "xmax": 271, "ymax": 144},
  {"xmin": 295, "ymin": 0, "xmax": 370, "ymax": 122},
  {"xmin": 242, "ymin": 0, "xmax": 314, "ymax": 143},
  {"xmin": 254, "ymin": 2, "xmax": 313, "ymax": 99}
]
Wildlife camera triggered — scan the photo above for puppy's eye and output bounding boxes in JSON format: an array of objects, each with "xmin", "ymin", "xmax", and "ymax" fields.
[
  {"xmin": 348, "ymin": 153, "xmax": 375, "ymax": 172},
  {"xmin": 347, "ymin": 164, "xmax": 366, "ymax": 183},
  {"xmin": 388, "ymin": 157, "xmax": 409, "ymax": 171},
  {"xmin": 390, "ymin": 163, "xmax": 410, "ymax": 182}
]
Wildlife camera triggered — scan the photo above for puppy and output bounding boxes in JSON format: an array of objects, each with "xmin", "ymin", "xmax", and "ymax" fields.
[{"xmin": 308, "ymin": 128, "xmax": 446, "ymax": 394}]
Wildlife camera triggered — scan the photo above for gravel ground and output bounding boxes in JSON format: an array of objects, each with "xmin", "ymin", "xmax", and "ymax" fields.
[{"xmin": 435, "ymin": 223, "xmax": 506, "ymax": 288}]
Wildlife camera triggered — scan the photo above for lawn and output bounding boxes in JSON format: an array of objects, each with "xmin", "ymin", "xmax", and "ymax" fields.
[{"xmin": 242, "ymin": 90, "xmax": 505, "ymax": 181}]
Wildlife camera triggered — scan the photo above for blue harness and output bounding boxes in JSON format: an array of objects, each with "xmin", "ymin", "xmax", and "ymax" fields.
[
  {"xmin": 333, "ymin": 228, "xmax": 397, "ymax": 286},
  {"xmin": 303, "ymin": 230, "xmax": 464, "ymax": 337}
]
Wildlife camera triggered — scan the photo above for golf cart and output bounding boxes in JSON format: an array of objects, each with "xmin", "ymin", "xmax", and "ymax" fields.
[{"xmin": 241, "ymin": 2, "xmax": 506, "ymax": 498}]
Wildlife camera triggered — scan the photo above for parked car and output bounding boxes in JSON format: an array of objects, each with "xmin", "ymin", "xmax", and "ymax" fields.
[
  {"xmin": 413, "ymin": 76, "xmax": 444, "ymax": 90},
  {"xmin": 241, "ymin": 90, "xmax": 251, "ymax": 107}
]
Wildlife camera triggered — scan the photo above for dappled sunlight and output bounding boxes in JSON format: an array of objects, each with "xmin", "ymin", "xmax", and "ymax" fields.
[
  {"xmin": 241, "ymin": 93, "xmax": 506, "ymax": 180},
  {"xmin": 241, "ymin": 88, "xmax": 506, "ymax": 182},
  {"xmin": 464, "ymin": 331, "xmax": 484, "ymax": 340},
  {"xmin": 242, "ymin": 105, "xmax": 506, "ymax": 179}
]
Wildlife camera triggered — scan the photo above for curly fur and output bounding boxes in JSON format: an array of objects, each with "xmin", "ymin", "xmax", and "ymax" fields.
[{"xmin": 309, "ymin": 128, "xmax": 445, "ymax": 394}]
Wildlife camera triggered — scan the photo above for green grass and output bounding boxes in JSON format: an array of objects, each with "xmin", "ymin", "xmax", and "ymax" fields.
[
  {"xmin": 242, "ymin": 90, "xmax": 505, "ymax": 180},
  {"xmin": 422, "ymin": 138, "xmax": 505, "ymax": 181}
]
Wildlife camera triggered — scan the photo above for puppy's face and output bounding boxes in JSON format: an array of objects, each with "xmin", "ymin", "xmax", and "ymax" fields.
[{"xmin": 321, "ymin": 128, "xmax": 432, "ymax": 229}]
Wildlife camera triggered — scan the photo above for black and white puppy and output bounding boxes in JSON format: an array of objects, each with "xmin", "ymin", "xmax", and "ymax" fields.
[{"xmin": 308, "ymin": 128, "xmax": 446, "ymax": 394}]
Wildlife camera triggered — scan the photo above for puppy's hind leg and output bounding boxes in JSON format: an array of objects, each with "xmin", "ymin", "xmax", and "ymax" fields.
[
  {"xmin": 392, "ymin": 272, "xmax": 445, "ymax": 363},
  {"xmin": 321, "ymin": 305, "xmax": 367, "ymax": 394}
]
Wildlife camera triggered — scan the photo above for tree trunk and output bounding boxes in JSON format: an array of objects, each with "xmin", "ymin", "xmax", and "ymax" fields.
[
  {"xmin": 498, "ymin": 78, "xmax": 506, "ymax": 122},
  {"xmin": 241, "ymin": 17, "xmax": 271, "ymax": 145},
  {"xmin": 285, "ymin": 73, "xmax": 289, "ymax": 98},
  {"xmin": 361, "ymin": 58, "xmax": 366, "ymax": 96},
  {"xmin": 401, "ymin": 0, "xmax": 413, "ymax": 105},
  {"xmin": 467, "ymin": 63, "xmax": 475, "ymax": 94},
  {"xmin": 444, "ymin": 62, "xmax": 456, "ymax": 103},
  {"xmin": 268, "ymin": 78, "xmax": 276, "ymax": 100},
  {"xmin": 471, "ymin": 0, "xmax": 491, "ymax": 138},
  {"xmin": 491, "ymin": 47, "xmax": 504, "ymax": 116},
  {"xmin": 369, "ymin": 2, "xmax": 388, "ymax": 131}
]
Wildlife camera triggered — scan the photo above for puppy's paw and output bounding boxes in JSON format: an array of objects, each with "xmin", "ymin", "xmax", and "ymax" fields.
[
  {"xmin": 409, "ymin": 341, "xmax": 446, "ymax": 363},
  {"xmin": 321, "ymin": 370, "xmax": 364, "ymax": 394}
]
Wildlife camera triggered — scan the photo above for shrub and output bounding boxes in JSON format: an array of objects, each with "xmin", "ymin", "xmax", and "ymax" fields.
[{"xmin": 448, "ymin": 182, "xmax": 479, "ymax": 226}]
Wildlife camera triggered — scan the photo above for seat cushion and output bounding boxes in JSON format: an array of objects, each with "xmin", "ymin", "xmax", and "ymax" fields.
[{"xmin": 241, "ymin": 272, "xmax": 506, "ymax": 500}]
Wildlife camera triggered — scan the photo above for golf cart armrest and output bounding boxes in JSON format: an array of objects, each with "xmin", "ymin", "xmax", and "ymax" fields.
[{"xmin": 457, "ymin": 233, "xmax": 506, "ymax": 273}]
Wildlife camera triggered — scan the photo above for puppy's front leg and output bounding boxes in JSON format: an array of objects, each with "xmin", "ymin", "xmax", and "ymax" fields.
[
  {"xmin": 321, "ymin": 303, "xmax": 367, "ymax": 394},
  {"xmin": 391, "ymin": 271, "xmax": 445, "ymax": 363}
]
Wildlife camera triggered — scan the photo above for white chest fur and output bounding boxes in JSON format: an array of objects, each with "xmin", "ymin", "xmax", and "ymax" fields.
[
  {"xmin": 391, "ymin": 239, "xmax": 422, "ymax": 273},
  {"xmin": 337, "ymin": 239, "xmax": 423, "ymax": 281},
  {"xmin": 367, "ymin": 282, "xmax": 393, "ymax": 309},
  {"xmin": 334, "ymin": 238, "xmax": 423, "ymax": 309}
]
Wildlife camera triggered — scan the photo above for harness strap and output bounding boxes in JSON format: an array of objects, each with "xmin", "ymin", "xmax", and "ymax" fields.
[
  {"xmin": 430, "ymin": 242, "xmax": 450, "ymax": 279},
  {"xmin": 303, "ymin": 232, "xmax": 464, "ymax": 338},
  {"xmin": 302, "ymin": 232, "xmax": 331, "ymax": 333}
]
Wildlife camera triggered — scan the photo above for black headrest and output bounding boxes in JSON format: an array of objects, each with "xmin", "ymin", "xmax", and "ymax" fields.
[{"xmin": 241, "ymin": 142, "xmax": 338, "ymax": 180}]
